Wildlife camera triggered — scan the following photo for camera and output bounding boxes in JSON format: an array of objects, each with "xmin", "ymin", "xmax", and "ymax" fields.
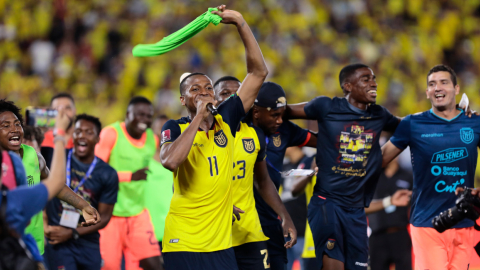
[
  {"xmin": 432, "ymin": 187, "xmax": 480, "ymax": 233},
  {"xmin": 25, "ymin": 107, "xmax": 57, "ymax": 128}
]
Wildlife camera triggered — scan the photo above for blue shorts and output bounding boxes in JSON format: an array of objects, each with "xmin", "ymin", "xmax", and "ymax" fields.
[
  {"xmin": 307, "ymin": 195, "xmax": 368, "ymax": 269},
  {"xmin": 262, "ymin": 223, "xmax": 287, "ymax": 270},
  {"xmin": 233, "ymin": 241, "xmax": 269, "ymax": 270},
  {"xmin": 163, "ymin": 248, "xmax": 238, "ymax": 270},
  {"xmin": 44, "ymin": 240, "xmax": 101, "ymax": 270}
]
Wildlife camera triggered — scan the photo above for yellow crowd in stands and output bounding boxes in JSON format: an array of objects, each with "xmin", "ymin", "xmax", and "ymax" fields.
[{"xmin": 2, "ymin": 0, "xmax": 480, "ymax": 125}]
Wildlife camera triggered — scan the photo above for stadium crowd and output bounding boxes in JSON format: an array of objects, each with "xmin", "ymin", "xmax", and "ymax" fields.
[
  {"xmin": 2, "ymin": 1, "xmax": 480, "ymax": 270},
  {"xmin": 2, "ymin": 0, "xmax": 480, "ymax": 121}
]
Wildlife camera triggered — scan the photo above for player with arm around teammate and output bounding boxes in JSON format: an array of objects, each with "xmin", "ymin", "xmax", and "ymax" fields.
[
  {"xmin": 241, "ymin": 81, "xmax": 317, "ymax": 270},
  {"xmin": 214, "ymin": 76, "xmax": 297, "ymax": 270},
  {"xmin": 285, "ymin": 64, "xmax": 401, "ymax": 270}
]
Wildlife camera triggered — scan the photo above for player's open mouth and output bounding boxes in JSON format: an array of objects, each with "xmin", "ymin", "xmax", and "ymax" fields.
[
  {"xmin": 8, "ymin": 135, "xmax": 21, "ymax": 146},
  {"xmin": 435, "ymin": 94, "xmax": 446, "ymax": 101},
  {"xmin": 138, "ymin": 123, "xmax": 147, "ymax": 131},
  {"xmin": 76, "ymin": 141, "xmax": 88, "ymax": 152},
  {"xmin": 367, "ymin": 90, "xmax": 377, "ymax": 97}
]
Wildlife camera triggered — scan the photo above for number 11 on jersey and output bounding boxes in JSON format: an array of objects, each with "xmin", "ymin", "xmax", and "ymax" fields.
[{"xmin": 208, "ymin": 156, "xmax": 219, "ymax": 176}]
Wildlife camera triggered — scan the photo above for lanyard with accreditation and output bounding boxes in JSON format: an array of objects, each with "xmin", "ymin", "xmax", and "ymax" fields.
[{"xmin": 60, "ymin": 150, "xmax": 98, "ymax": 229}]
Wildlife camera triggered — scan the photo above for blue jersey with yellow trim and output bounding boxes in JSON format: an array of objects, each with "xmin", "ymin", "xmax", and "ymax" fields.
[
  {"xmin": 390, "ymin": 109, "xmax": 480, "ymax": 228},
  {"xmin": 160, "ymin": 95, "xmax": 245, "ymax": 252}
]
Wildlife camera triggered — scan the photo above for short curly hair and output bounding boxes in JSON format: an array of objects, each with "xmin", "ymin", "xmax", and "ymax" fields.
[
  {"xmin": 0, "ymin": 99, "xmax": 24, "ymax": 126},
  {"xmin": 75, "ymin": 113, "xmax": 102, "ymax": 135}
]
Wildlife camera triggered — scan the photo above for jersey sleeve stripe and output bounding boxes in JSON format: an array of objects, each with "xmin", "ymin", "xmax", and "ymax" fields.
[{"xmin": 298, "ymin": 132, "xmax": 312, "ymax": 147}]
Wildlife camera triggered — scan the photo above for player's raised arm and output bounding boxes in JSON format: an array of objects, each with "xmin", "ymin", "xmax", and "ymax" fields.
[{"xmin": 212, "ymin": 6, "xmax": 268, "ymax": 112}]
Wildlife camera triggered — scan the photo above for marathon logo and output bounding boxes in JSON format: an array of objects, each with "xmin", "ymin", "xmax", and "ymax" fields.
[
  {"xmin": 431, "ymin": 147, "xmax": 468, "ymax": 164},
  {"xmin": 355, "ymin": 262, "xmax": 368, "ymax": 267}
]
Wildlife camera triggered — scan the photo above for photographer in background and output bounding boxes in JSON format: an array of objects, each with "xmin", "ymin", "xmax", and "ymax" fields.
[
  {"xmin": 0, "ymin": 107, "xmax": 90, "ymax": 267},
  {"xmin": 41, "ymin": 93, "xmax": 76, "ymax": 168}
]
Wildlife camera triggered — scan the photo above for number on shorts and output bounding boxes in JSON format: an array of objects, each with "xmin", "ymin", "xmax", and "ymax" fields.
[
  {"xmin": 147, "ymin": 230, "xmax": 157, "ymax": 245},
  {"xmin": 260, "ymin": 249, "xmax": 270, "ymax": 269}
]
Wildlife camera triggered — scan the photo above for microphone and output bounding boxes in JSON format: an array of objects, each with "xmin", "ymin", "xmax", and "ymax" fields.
[{"xmin": 206, "ymin": 103, "xmax": 218, "ymax": 115}]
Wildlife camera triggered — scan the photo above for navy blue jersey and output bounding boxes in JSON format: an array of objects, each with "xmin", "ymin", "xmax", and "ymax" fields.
[
  {"xmin": 304, "ymin": 96, "xmax": 399, "ymax": 207},
  {"xmin": 254, "ymin": 120, "xmax": 311, "ymax": 225},
  {"xmin": 46, "ymin": 155, "xmax": 118, "ymax": 246},
  {"xmin": 390, "ymin": 110, "xmax": 480, "ymax": 228}
]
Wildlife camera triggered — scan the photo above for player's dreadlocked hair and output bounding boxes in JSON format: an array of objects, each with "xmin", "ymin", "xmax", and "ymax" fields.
[
  {"xmin": 0, "ymin": 99, "xmax": 24, "ymax": 126},
  {"xmin": 75, "ymin": 114, "xmax": 102, "ymax": 135},
  {"xmin": 339, "ymin": 63, "xmax": 369, "ymax": 96}
]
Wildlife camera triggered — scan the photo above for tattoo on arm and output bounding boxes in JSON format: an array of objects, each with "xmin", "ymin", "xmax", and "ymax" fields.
[
  {"xmin": 241, "ymin": 22, "xmax": 245, "ymax": 27},
  {"xmin": 58, "ymin": 187, "xmax": 84, "ymax": 209}
]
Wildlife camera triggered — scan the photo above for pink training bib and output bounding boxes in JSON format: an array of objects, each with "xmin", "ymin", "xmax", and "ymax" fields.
[{"xmin": 1, "ymin": 151, "xmax": 17, "ymax": 190}]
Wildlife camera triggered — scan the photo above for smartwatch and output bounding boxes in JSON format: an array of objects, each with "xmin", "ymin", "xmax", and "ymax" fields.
[{"xmin": 72, "ymin": 229, "xmax": 80, "ymax": 240}]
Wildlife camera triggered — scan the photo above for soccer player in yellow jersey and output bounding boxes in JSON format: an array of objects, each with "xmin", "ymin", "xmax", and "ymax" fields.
[
  {"xmin": 214, "ymin": 76, "xmax": 297, "ymax": 270},
  {"xmin": 159, "ymin": 5, "xmax": 268, "ymax": 270}
]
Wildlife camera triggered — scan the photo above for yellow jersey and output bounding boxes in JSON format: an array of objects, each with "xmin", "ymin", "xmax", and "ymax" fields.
[
  {"xmin": 160, "ymin": 95, "xmax": 245, "ymax": 253},
  {"xmin": 232, "ymin": 122, "xmax": 269, "ymax": 246},
  {"xmin": 302, "ymin": 175, "xmax": 316, "ymax": 258}
]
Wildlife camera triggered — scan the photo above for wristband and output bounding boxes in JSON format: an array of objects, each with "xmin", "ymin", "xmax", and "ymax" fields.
[
  {"xmin": 382, "ymin": 196, "xmax": 392, "ymax": 208},
  {"xmin": 53, "ymin": 136, "xmax": 66, "ymax": 145},
  {"xmin": 54, "ymin": 128, "xmax": 66, "ymax": 137}
]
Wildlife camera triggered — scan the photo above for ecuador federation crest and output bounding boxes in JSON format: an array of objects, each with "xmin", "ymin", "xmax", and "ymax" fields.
[
  {"xmin": 214, "ymin": 130, "xmax": 228, "ymax": 148},
  {"xmin": 460, "ymin": 128, "xmax": 474, "ymax": 144},
  {"xmin": 326, "ymin": 240, "xmax": 335, "ymax": 250},
  {"xmin": 242, "ymin": 138, "xmax": 255, "ymax": 154},
  {"xmin": 272, "ymin": 135, "xmax": 281, "ymax": 147}
]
